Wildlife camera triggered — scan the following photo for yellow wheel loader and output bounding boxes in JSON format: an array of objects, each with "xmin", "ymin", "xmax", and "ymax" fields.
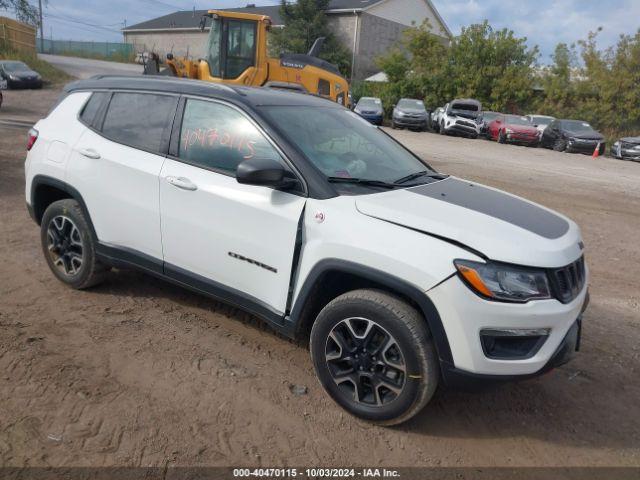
[{"xmin": 144, "ymin": 10, "xmax": 350, "ymax": 106}]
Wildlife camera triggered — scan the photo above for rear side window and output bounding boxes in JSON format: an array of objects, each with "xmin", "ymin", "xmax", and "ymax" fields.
[
  {"xmin": 79, "ymin": 92, "xmax": 108, "ymax": 126},
  {"xmin": 102, "ymin": 93, "xmax": 178, "ymax": 154},
  {"xmin": 178, "ymin": 99, "xmax": 282, "ymax": 175}
]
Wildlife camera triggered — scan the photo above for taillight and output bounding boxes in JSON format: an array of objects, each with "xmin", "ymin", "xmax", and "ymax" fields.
[{"xmin": 27, "ymin": 128, "xmax": 38, "ymax": 151}]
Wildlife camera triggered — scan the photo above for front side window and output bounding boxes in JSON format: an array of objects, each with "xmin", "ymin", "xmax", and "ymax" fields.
[
  {"xmin": 178, "ymin": 99, "xmax": 282, "ymax": 175},
  {"xmin": 101, "ymin": 93, "xmax": 178, "ymax": 154},
  {"xmin": 262, "ymin": 106, "xmax": 433, "ymax": 189}
]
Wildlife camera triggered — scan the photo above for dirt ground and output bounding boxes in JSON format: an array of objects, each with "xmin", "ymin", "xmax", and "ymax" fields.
[{"xmin": 1, "ymin": 86, "xmax": 639, "ymax": 468}]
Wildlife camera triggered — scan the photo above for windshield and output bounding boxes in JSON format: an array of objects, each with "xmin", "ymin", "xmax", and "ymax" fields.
[
  {"xmin": 451, "ymin": 102, "xmax": 479, "ymax": 112},
  {"xmin": 505, "ymin": 115, "xmax": 532, "ymax": 126},
  {"xmin": 262, "ymin": 106, "xmax": 434, "ymax": 189},
  {"xmin": 561, "ymin": 120, "xmax": 594, "ymax": 132},
  {"xmin": 532, "ymin": 116, "xmax": 553, "ymax": 126},
  {"xmin": 2, "ymin": 61, "xmax": 29, "ymax": 72},
  {"xmin": 397, "ymin": 99, "xmax": 425, "ymax": 111},
  {"xmin": 356, "ymin": 98, "xmax": 381, "ymax": 110},
  {"xmin": 482, "ymin": 112, "xmax": 499, "ymax": 122}
]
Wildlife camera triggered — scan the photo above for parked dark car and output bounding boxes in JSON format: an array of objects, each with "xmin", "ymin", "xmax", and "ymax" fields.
[
  {"xmin": 478, "ymin": 111, "xmax": 500, "ymax": 139},
  {"xmin": 0, "ymin": 61, "xmax": 43, "ymax": 89},
  {"xmin": 391, "ymin": 98, "xmax": 429, "ymax": 131},
  {"xmin": 353, "ymin": 96, "xmax": 383, "ymax": 125},
  {"xmin": 540, "ymin": 119, "xmax": 605, "ymax": 155},
  {"xmin": 612, "ymin": 137, "xmax": 640, "ymax": 162},
  {"xmin": 487, "ymin": 114, "xmax": 540, "ymax": 146}
]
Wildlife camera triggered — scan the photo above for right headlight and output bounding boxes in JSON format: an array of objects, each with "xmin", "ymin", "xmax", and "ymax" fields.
[{"xmin": 454, "ymin": 259, "xmax": 551, "ymax": 302}]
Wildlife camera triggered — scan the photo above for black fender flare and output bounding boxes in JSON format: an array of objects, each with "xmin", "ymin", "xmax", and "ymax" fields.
[
  {"xmin": 287, "ymin": 258, "xmax": 454, "ymax": 365},
  {"xmin": 30, "ymin": 175, "xmax": 98, "ymax": 241}
]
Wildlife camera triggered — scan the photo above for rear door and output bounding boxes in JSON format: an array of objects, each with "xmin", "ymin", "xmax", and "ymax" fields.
[
  {"xmin": 66, "ymin": 91, "xmax": 178, "ymax": 262},
  {"xmin": 159, "ymin": 97, "xmax": 306, "ymax": 314}
]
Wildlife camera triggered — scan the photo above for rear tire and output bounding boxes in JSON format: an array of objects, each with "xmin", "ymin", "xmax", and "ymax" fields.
[
  {"xmin": 310, "ymin": 289, "xmax": 439, "ymax": 426},
  {"xmin": 40, "ymin": 199, "xmax": 108, "ymax": 289}
]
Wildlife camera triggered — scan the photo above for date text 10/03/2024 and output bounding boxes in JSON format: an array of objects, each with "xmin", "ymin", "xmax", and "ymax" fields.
[{"xmin": 233, "ymin": 468, "xmax": 401, "ymax": 478}]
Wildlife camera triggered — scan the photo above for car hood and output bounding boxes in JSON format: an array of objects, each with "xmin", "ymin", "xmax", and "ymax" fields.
[
  {"xmin": 355, "ymin": 107, "xmax": 382, "ymax": 114},
  {"xmin": 620, "ymin": 136, "xmax": 640, "ymax": 144},
  {"xmin": 449, "ymin": 109, "xmax": 479, "ymax": 120},
  {"xmin": 9, "ymin": 70, "xmax": 38, "ymax": 78},
  {"xmin": 396, "ymin": 108, "xmax": 427, "ymax": 115},
  {"xmin": 565, "ymin": 130, "xmax": 603, "ymax": 140},
  {"xmin": 506, "ymin": 124, "xmax": 538, "ymax": 134},
  {"xmin": 355, "ymin": 177, "xmax": 582, "ymax": 268}
]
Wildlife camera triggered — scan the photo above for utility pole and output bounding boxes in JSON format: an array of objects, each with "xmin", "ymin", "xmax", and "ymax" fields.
[{"xmin": 38, "ymin": 0, "xmax": 44, "ymax": 52}]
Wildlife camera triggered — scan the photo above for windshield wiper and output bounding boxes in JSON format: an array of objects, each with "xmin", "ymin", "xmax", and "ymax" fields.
[
  {"xmin": 393, "ymin": 171, "xmax": 448, "ymax": 185},
  {"xmin": 327, "ymin": 177, "xmax": 400, "ymax": 189}
]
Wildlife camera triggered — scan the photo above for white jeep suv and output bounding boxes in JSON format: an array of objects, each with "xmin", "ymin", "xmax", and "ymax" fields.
[{"xmin": 25, "ymin": 76, "xmax": 589, "ymax": 425}]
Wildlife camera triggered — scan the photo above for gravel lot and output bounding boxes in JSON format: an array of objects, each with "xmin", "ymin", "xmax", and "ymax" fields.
[{"xmin": 1, "ymin": 86, "xmax": 639, "ymax": 468}]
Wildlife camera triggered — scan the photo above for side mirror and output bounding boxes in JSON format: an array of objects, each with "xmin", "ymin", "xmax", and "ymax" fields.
[{"xmin": 236, "ymin": 157, "xmax": 298, "ymax": 189}]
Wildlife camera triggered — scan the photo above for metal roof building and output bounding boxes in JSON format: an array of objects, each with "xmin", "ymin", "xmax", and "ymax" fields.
[{"xmin": 122, "ymin": 0, "xmax": 451, "ymax": 81}]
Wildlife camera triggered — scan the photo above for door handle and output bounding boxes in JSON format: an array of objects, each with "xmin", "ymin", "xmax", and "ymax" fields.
[
  {"xmin": 79, "ymin": 148, "xmax": 101, "ymax": 159},
  {"xmin": 166, "ymin": 176, "xmax": 198, "ymax": 191}
]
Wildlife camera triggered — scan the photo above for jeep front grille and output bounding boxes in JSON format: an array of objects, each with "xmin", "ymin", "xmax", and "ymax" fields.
[{"xmin": 549, "ymin": 256, "xmax": 586, "ymax": 304}]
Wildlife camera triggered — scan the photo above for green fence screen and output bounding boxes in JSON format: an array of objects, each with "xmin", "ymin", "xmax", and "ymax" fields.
[{"xmin": 38, "ymin": 39, "xmax": 134, "ymax": 61}]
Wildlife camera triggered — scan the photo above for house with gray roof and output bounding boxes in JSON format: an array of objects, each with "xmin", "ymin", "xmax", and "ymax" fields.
[{"xmin": 122, "ymin": 0, "xmax": 451, "ymax": 81}]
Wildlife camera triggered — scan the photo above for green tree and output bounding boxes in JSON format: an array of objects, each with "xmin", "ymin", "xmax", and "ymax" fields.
[
  {"xmin": 269, "ymin": 0, "xmax": 351, "ymax": 77},
  {"xmin": 374, "ymin": 20, "xmax": 449, "ymax": 113},
  {"xmin": 0, "ymin": 0, "xmax": 39, "ymax": 25},
  {"xmin": 375, "ymin": 20, "xmax": 538, "ymax": 114},
  {"xmin": 446, "ymin": 21, "xmax": 539, "ymax": 112}
]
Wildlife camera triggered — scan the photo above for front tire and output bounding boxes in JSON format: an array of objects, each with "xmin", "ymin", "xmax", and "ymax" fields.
[
  {"xmin": 553, "ymin": 138, "xmax": 567, "ymax": 152},
  {"xmin": 498, "ymin": 130, "xmax": 506, "ymax": 144},
  {"xmin": 40, "ymin": 199, "xmax": 108, "ymax": 289},
  {"xmin": 310, "ymin": 289, "xmax": 439, "ymax": 425}
]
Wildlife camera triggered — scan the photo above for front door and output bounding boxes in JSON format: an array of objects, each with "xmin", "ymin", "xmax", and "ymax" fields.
[{"xmin": 159, "ymin": 98, "xmax": 306, "ymax": 315}]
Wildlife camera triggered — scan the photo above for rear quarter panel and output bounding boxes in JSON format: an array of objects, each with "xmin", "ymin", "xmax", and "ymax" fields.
[{"xmin": 25, "ymin": 92, "xmax": 92, "ymax": 204}]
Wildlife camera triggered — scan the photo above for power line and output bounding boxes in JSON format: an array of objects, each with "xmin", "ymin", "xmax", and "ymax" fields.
[
  {"xmin": 44, "ymin": 13, "xmax": 123, "ymax": 34},
  {"xmin": 136, "ymin": 0, "xmax": 182, "ymax": 11},
  {"xmin": 48, "ymin": 4, "xmax": 124, "ymax": 27}
]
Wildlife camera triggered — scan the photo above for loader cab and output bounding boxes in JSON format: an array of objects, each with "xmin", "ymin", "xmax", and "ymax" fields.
[{"xmin": 205, "ymin": 14, "xmax": 258, "ymax": 80}]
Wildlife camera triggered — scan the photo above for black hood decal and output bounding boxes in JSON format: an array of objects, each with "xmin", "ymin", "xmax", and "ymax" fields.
[{"xmin": 409, "ymin": 178, "xmax": 570, "ymax": 239}]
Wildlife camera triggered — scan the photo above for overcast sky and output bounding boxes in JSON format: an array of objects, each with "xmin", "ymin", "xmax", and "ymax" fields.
[{"xmin": 5, "ymin": 0, "xmax": 639, "ymax": 63}]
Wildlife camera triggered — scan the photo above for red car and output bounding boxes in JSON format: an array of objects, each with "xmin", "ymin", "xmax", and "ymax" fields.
[{"xmin": 488, "ymin": 114, "xmax": 540, "ymax": 146}]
